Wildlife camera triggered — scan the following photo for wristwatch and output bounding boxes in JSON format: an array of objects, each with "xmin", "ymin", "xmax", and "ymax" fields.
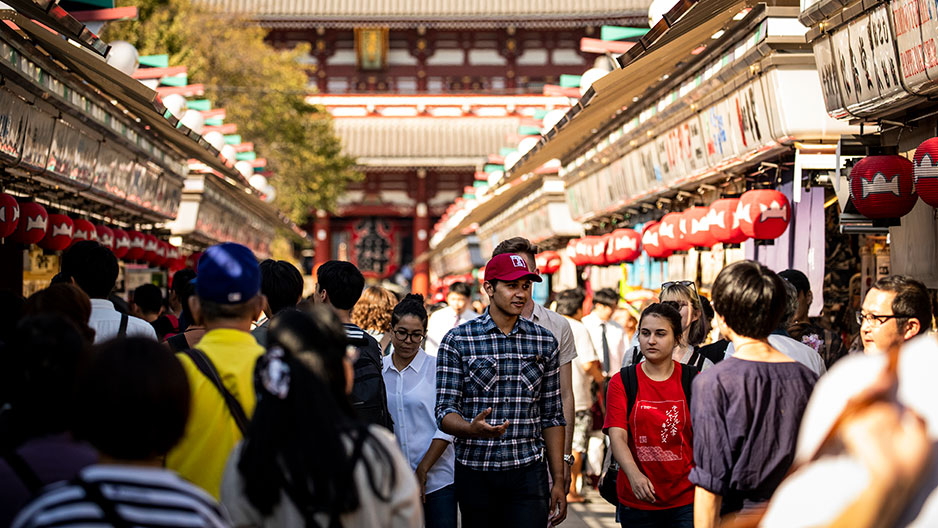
[{"xmin": 563, "ymin": 454, "xmax": 575, "ymax": 466}]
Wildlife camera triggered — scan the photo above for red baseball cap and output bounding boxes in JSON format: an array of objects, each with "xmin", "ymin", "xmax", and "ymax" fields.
[{"xmin": 483, "ymin": 253, "xmax": 543, "ymax": 282}]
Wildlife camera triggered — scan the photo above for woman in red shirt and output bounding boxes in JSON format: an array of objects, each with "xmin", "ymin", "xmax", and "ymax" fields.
[{"xmin": 604, "ymin": 302, "xmax": 695, "ymax": 528}]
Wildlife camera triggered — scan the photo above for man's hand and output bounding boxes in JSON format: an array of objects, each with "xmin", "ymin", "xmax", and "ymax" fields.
[
  {"xmin": 549, "ymin": 479, "xmax": 568, "ymax": 525},
  {"xmin": 468, "ymin": 407, "xmax": 510, "ymax": 438},
  {"xmin": 563, "ymin": 463, "xmax": 572, "ymax": 499},
  {"xmin": 415, "ymin": 465, "xmax": 428, "ymax": 503}
]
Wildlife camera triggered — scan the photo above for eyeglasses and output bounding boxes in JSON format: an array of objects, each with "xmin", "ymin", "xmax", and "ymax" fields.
[
  {"xmin": 856, "ymin": 311, "xmax": 906, "ymax": 326},
  {"xmin": 393, "ymin": 328, "xmax": 426, "ymax": 342}
]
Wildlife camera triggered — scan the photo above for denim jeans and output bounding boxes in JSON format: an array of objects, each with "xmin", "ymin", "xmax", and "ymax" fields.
[
  {"xmin": 424, "ymin": 484, "xmax": 457, "ymax": 528},
  {"xmin": 455, "ymin": 461, "xmax": 549, "ymax": 528},
  {"xmin": 618, "ymin": 503, "xmax": 694, "ymax": 528}
]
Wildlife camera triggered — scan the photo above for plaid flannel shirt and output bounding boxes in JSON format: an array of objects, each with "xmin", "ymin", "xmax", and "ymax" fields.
[{"xmin": 435, "ymin": 311, "xmax": 566, "ymax": 471}]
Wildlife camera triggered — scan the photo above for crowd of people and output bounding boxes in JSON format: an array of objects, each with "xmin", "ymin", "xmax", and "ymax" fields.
[{"xmin": 0, "ymin": 235, "xmax": 936, "ymax": 528}]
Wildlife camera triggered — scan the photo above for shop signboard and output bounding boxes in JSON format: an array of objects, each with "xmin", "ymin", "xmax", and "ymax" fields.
[
  {"xmin": 813, "ymin": 36, "xmax": 850, "ymax": 118},
  {"xmin": 18, "ymin": 105, "xmax": 55, "ymax": 173},
  {"xmin": 92, "ymin": 143, "xmax": 132, "ymax": 201},
  {"xmin": 701, "ymin": 98, "xmax": 739, "ymax": 164},
  {"xmin": 727, "ymin": 79, "xmax": 772, "ymax": 152},
  {"xmin": 0, "ymin": 89, "xmax": 27, "ymax": 164},
  {"xmin": 869, "ymin": 6, "xmax": 906, "ymax": 105},
  {"xmin": 45, "ymin": 118, "xmax": 99, "ymax": 187},
  {"xmin": 895, "ymin": 0, "xmax": 938, "ymax": 93}
]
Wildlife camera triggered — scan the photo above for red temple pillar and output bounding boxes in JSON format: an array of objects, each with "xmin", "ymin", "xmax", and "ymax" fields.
[
  {"xmin": 313, "ymin": 209, "xmax": 331, "ymax": 271},
  {"xmin": 413, "ymin": 169, "xmax": 430, "ymax": 296}
]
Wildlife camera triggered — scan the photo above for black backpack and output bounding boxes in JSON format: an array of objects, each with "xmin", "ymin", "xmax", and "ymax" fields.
[{"xmin": 345, "ymin": 325, "xmax": 394, "ymax": 431}]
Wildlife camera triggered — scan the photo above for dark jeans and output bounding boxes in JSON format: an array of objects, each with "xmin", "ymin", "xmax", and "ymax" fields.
[
  {"xmin": 618, "ymin": 503, "xmax": 694, "ymax": 528},
  {"xmin": 455, "ymin": 461, "xmax": 549, "ymax": 528},
  {"xmin": 424, "ymin": 484, "xmax": 457, "ymax": 528}
]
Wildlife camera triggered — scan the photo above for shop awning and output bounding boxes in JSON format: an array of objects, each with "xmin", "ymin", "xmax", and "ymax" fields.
[
  {"xmin": 0, "ymin": 9, "xmax": 242, "ymax": 181},
  {"xmin": 507, "ymin": 0, "xmax": 757, "ymax": 179}
]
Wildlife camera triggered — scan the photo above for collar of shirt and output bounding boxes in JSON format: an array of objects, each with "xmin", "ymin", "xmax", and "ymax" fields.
[
  {"xmin": 90, "ymin": 298, "xmax": 116, "ymax": 312},
  {"xmin": 383, "ymin": 347, "xmax": 428, "ymax": 374},
  {"xmin": 478, "ymin": 310, "xmax": 530, "ymax": 336},
  {"xmin": 196, "ymin": 328, "xmax": 262, "ymax": 351}
]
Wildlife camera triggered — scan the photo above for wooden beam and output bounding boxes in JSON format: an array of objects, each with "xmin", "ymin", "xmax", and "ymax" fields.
[{"xmin": 580, "ymin": 37, "xmax": 636, "ymax": 54}]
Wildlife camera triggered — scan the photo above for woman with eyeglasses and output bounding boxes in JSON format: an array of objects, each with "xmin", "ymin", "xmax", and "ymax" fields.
[
  {"xmin": 654, "ymin": 281, "xmax": 714, "ymax": 372},
  {"xmin": 383, "ymin": 294, "xmax": 457, "ymax": 528}
]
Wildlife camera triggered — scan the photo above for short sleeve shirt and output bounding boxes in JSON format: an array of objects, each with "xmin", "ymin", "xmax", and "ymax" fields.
[
  {"xmin": 530, "ymin": 303, "xmax": 577, "ymax": 366},
  {"xmin": 603, "ymin": 364, "xmax": 695, "ymax": 510}
]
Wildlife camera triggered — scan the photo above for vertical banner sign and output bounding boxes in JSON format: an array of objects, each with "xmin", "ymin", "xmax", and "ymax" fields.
[
  {"xmin": 869, "ymin": 5, "xmax": 905, "ymax": 105},
  {"xmin": 846, "ymin": 16, "xmax": 881, "ymax": 114},
  {"xmin": 893, "ymin": 0, "xmax": 932, "ymax": 92},
  {"xmin": 813, "ymin": 36, "xmax": 850, "ymax": 118},
  {"xmin": 350, "ymin": 217, "xmax": 400, "ymax": 279},
  {"xmin": 832, "ymin": 25, "xmax": 859, "ymax": 109},
  {"xmin": 912, "ymin": 0, "xmax": 938, "ymax": 89},
  {"xmin": 730, "ymin": 80, "xmax": 770, "ymax": 150}
]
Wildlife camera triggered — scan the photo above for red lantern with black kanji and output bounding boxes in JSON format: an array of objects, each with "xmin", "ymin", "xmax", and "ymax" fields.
[
  {"xmin": 71, "ymin": 219, "xmax": 97, "ymax": 247},
  {"xmin": 96, "ymin": 225, "xmax": 114, "ymax": 251},
  {"xmin": 684, "ymin": 206, "xmax": 716, "ymax": 248},
  {"xmin": 12, "ymin": 201, "xmax": 48, "ymax": 245},
  {"xmin": 658, "ymin": 212, "xmax": 686, "ymax": 252},
  {"xmin": 39, "ymin": 214, "xmax": 73, "ymax": 251},
  {"xmin": 708, "ymin": 198, "xmax": 748, "ymax": 244},
  {"xmin": 605, "ymin": 228, "xmax": 642, "ymax": 263},
  {"xmin": 738, "ymin": 189, "xmax": 792, "ymax": 240},
  {"xmin": 642, "ymin": 222, "xmax": 672, "ymax": 259},
  {"xmin": 536, "ymin": 251, "xmax": 562, "ymax": 274},
  {"xmin": 913, "ymin": 138, "xmax": 938, "ymax": 207},
  {"xmin": 0, "ymin": 193, "xmax": 19, "ymax": 239},
  {"xmin": 111, "ymin": 228, "xmax": 130, "ymax": 258},
  {"xmin": 849, "ymin": 155, "xmax": 917, "ymax": 218},
  {"xmin": 125, "ymin": 230, "xmax": 146, "ymax": 260}
]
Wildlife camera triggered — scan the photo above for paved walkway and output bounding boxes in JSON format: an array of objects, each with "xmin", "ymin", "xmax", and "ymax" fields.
[{"xmin": 564, "ymin": 486, "xmax": 618, "ymax": 528}]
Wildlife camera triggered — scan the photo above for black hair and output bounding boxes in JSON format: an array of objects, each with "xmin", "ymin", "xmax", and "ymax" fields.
[
  {"xmin": 639, "ymin": 303, "xmax": 684, "ymax": 345},
  {"xmin": 133, "ymin": 284, "xmax": 163, "ymax": 315},
  {"xmin": 391, "ymin": 294, "xmax": 428, "ymax": 328},
  {"xmin": 872, "ymin": 275, "xmax": 933, "ymax": 334},
  {"xmin": 555, "ymin": 289, "xmax": 586, "ymax": 317},
  {"xmin": 238, "ymin": 307, "xmax": 397, "ymax": 524},
  {"xmin": 316, "ymin": 260, "xmax": 365, "ymax": 311},
  {"xmin": 779, "ymin": 279, "xmax": 798, "ymax": 328},
  {"xmin": 172, "ymin": 269, "xmax": 197, "ymax": 325},
  {"xmin": 0, "ymin": 315, "xmax": 91, "ymax": 446},
  {"xmin": 73, "ymin": 337, "xmax": 189, "ymax": 460},
  {"xmin": 699, "ymin": 295, "xmax": 715, "ymax": 322},
  {"xmin": 593, "ymin": 288, "xmax": 619, "ymax": 309},
  {"xmin": 259, "ymin": 259, "xmax": 304, "ymax": 316},
  {"xmin": 779, "ymin": 269, "xmax": 811, "ymax": 295},
  {"xmin": 712, "ymin": 260, "xmax": 786, "ymax": 339},
  {"xmin": 447, "ymin": 282, "xmax": 472, "ymax": 298},
  {"xmin": 60, "ymin": 241, "xmax": 118, "ymax": 299}
]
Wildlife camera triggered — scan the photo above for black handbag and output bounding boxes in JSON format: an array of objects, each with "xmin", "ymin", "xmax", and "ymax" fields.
[{"xmin": 598, "ymin": 454, "xmax": 620, "ymax": 506}]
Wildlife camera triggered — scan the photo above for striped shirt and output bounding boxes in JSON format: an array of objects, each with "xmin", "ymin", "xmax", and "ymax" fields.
[
  {"xmin": 435, "ymin": 311, "xmax": 565, "ymax": 471},
  {"xmin": 12, "ymin": 465, "xmax": 230, "ymax": 528}
]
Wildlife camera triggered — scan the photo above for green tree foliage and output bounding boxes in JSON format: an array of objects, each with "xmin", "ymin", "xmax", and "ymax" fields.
[{"xmin": 103, "ymin": 0, "xmax": 360, "ymax": 223}]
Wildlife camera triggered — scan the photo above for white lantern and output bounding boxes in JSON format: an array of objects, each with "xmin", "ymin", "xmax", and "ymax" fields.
[
  {"xmin": 106, "ymin": 41, "xmax": 139, "ymax": 76},
  {"xmin": 181, "ymin": 109, "xmax": 205, "ymax": 134},
  {"xmin": 204, "ymin": 131, "xmax": 226, "ymax": 151},
  {"xmin": 518, "ymin": 136, "xmax": 540, "ymax": 155},
  {"xmin": 504, "ymin": 151, "xmax": 522, "ymax": 170},
  {"xmin": 579, "ymin": 68, "xmax": 609, "ymax": 97},
  {"xmin": 221, "ymin": 144, "xmax": 237, "ymax": 161},
  {"xmin": 162, "ymin": 94, "xmax": 187, "ymax": 119},
  {"xmin": 235, "ymin": 161, "xmax": 254, "ymax": 179},
  {"xmin": 261, "ymin": 184, "xmax": 277, "ymax": 202},
  {"xmin": 648, "ymin": 0, "xmax": 676, "ymax": 27},
  {"xmin": 249, "ymin": 174, "xmax": 268, "ymax": 190},
  {"xmin": 487, "ymin": 170, "xmax": 504, "ymax": 187},
  {"xmin": 541, "ymin": 109, "xmax": 567, "ymax": 133}
]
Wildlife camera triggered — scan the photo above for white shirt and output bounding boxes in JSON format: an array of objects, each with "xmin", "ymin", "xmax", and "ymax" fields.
[
  {"xmin": 563, "ymin": 316, "xmax": 600, "ymax": 412},
  {"xmin": 760, "ymin": 335, "xmax": 938, "ymax": 528},
  {"xmin": 382, "ymin": 348, "xmax": 455, "ymax": 494},
  {"xmin": 582, "ymin": 313, "xmax": 627, "ymax": 375},
  {"xmin": 724, "ymin": 333, "xmax": 827, "ymax": 377},
  {"xmin": 528, "ymin": 303, "xmax": 577, "ymax": 366},
  {"xmin": 425, "ymin": 306, "xmax": 479, "ymax": 356},
  {"xmin": 88, "ymin": 298, "xmax": 157, "ymax": 344}
]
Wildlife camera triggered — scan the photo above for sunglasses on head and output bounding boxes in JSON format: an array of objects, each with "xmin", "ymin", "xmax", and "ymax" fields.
[{"xmin": 661, "ymin": 280, "xmax": 698, "ymax": 292}]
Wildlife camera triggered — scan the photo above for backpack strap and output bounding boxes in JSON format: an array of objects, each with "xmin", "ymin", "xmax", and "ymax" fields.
[
  {"xmin": 116, "ymin": 313, "xmax": 128, "ymax": 338},
  {"xmin": 630, "ymin": 345, "xmax": 642, "ymax": 367},
  {"xmin": 179, "ymin": 348, "xmax": 249, "ymax": 435},
  {"xmin": 75, "ymin": 475, "xmax": 131, "ymax": 528},
  {"xmin": 166, "ymin": 332, "xmax": 189, "ymax": 352},
  {"xmin": 2, "ymin": 450, "xmax": 42, "ymax": 495},
  {"xmin": 680, "ymin": 362, "xmax": 698, "ymax": 408},
  {"xmin": 620, "ymin": 365, "xmax": 639, "ymax": 422},
  {"xmin": 688, "ymin": 349, "xmax": 705, "ymax": 373}
]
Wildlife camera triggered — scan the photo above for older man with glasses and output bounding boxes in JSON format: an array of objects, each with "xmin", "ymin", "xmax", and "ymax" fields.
[{"xmin": 857, "ymin": 275, "xmax": 933, "ymax": 355}]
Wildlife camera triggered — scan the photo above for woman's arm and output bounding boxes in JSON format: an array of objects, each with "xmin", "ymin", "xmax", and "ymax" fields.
[
  {"xmin": 415, "ymin": 438, "xmax": 450, "ymax": 501},
  {"xmin": 608, "ymin": 426, "xmax": 656, "ymax": 503},
  {"xmin": 694, "ymin": 486, "xmax": 722, "ymax": 528}
]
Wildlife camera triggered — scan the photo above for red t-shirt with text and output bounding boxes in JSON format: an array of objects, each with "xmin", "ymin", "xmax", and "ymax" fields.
[{"xmin": 603, "ymin": 362, "xmax": 695, "ymax": 510}]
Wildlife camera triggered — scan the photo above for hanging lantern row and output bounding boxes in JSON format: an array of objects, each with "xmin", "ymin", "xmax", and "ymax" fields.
[
  {"xmin": 848, "ymin": 138, "xmax": 938, "ymax": 220},
  {"xmin": 0, "ymin": 193, "xmax": 195, "ymax": 270},
  {"xmin": 535, "ymin": 250, "xmax": 563, "ymax": 274},
  {"xmin": 562, "ymin": 188, "xmax": 792, "ymax": 265}
]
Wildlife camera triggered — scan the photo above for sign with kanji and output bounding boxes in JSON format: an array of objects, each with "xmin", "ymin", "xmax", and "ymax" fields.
[{"xmin": 349, "ymin": 217, "xmax": 400, "ymax": 279}]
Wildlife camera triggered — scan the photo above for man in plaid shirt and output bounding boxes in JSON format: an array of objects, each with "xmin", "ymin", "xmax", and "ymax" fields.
[{"xmin": 436, "ymin": 252, "xmax": 567, "ymax": 526}]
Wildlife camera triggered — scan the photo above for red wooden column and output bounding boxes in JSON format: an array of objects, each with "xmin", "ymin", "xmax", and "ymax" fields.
[
  {"xmin": 313, "ymin": 209, "xmax": 332, "ymax": 271},
  {"xmin": 412, "ymin": 169, "xmax": 430, "ymax": 296}
]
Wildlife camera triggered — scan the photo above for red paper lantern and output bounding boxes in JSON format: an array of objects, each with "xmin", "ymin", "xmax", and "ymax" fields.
[
  {"xmin": 125, "ymin": 230, "xmax": 146, "ymax": 260},
  {"xmin": 642, "ymin": 222, "xmax": 672, "ymax": 259},
  {"xmin": 71, "ymin": 219, "xmax": 98, "ymax": 247},
  {"xmin": 96, "ymin": 225, "xmax": 115, "ymax": 250},
  {"xmin": 913, "ymin": 138, "xmax": 938, "ymax": 207},
  {"xmin": 536, "ymin": 251, "xmax": 562, "ymax": 274},
  {"xmin": 11, "ymin": 202, "xmax": 48, "ymax": 245},
  {"xmin": 605, "ymin": 228, "xmax": 642, "ymax": 264},
  {"xmin": 658, "ymin": 212, "xmax": 690, "ymax": 251},
  {"xmin": 143, "ymin": 234, "xmax": 159, "ymax": 264},
  {"xmin": 154, "ymin": 241, "xmax": 168, "ymax": 267},
  {"xmin": 187, "ymin": 251, "xmax": 203, "ymax": 270},
  {"xmin": 0, "ymin": 193, "xmax": 20, "ymax": 238},
  {"xmin": 708, "ymin": 198, "xmax": 748, "ymax": 244},
  {"xmin": 683, "ymin": 207, "xmax": 716, "ymax": 248},
  {"xmin": 849, "ymin": 155, "xmax": 917, "ymax": 219},
  {"xmin": 39, "ymin": 214, "xmax": 73, "ymax": 251},
  {"xmin": 738, "ymin": 189, "xmax": 792, "ymax": 240},
  {"xmin": 111, "ymin": 228, "xmax": 130, "ymax": 258},
  {"xmin": 587, "ymin": 235, "xmax": 608, "ymax": 266},
  {"xmin": 166, "ymin": 244, "xmax": 184, "ymax": 270}
]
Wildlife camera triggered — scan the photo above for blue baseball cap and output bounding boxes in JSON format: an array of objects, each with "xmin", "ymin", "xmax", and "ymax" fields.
[{"xmin": 193, "ymin": 243, "xmax": 261, "ymax": 304}]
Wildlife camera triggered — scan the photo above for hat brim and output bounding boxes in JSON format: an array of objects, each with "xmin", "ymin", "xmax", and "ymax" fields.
[{"xmin": 488, "ymin": 270, "xmax": 543, "ymax": 283}]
